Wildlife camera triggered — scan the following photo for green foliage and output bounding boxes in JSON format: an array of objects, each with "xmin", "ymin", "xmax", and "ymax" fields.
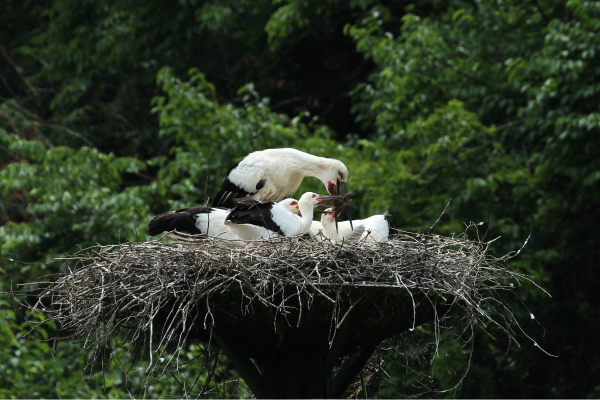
[
  {"xmin": 0, "ymin": 298, "xmax": 248, "ymax": 398},
  {"xmin": 151, "ymin": 67, "xmax": 302, "ymax": 208},
  {"xmin": 0, "ymin": 128, "xmax": 149, "ymax": 279},
  {"xmin": 264, "ymin": 0, "xmax": 375, "ymax": 50},
  {"xmin": 0, "ymin": 301, "xmax": 113, "ymax": 398},
  {"xmin": 348, "ymin": 0, "xmax": 600, "ymax": 396}
]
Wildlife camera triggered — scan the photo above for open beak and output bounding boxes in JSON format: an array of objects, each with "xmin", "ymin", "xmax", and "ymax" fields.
[
  {"xmin": 313, "ymin": 203, "xmax": 334, "ymax": 214},
  {"xmin": 316, "ymin": 194, "xmax": 344, "ymax": 205},
  {"xmin": 332, "ymin": 181, "xmax": 353, "ymax": 233},
  {"xmin": 339, "ymin": 181, "xmax": 353, "ymax": 231}
]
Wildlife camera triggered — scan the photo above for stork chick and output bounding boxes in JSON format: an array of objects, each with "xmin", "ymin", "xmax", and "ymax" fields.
[
  {"xmin": 320, "ymin": 205, "xmax": 393, "ymax": 243},
  {"xmin": 147, "ymin": 198, "xmax": 301, "ymax": 240},
  {"xmin": 224, "ymin": 192, "xmax": 342, "ymax": 240}
]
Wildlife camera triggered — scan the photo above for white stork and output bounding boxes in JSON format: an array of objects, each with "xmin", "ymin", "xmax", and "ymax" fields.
[
  {"xmin": 211, "ymin": 148, "xmax": 352, "ymax": 229},
  {"xmin": 223, "ymin": 192, "xmax": 341, "ymax": 240},
  {"xmin": 319, "ymin": 205, "xmax": 393, "ymax": 243},
  {"xmin": 309, "ymin": 221, "xmax": 335, "ymax": 241},
  {"xmin": 147, "ymin": 198, "xmax": 301, "ymax": 240}
]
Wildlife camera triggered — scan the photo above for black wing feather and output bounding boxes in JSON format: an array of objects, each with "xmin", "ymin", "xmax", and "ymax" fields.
[
  {"xmin": 225, "ymin": 200, "xmax": 284, "ymax": 235},
  {"xmin": 148, "ymin": 207, "xmax": 212, "ymax": 236},
  {"xmin": 211, "ymin": 177, "xmax": 253, "ymax": 208}
]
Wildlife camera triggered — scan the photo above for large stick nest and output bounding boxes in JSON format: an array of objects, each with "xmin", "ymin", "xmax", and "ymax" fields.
[{"xmin": 31, "ymin": 225, "xmax": 533, "ymax": 395}]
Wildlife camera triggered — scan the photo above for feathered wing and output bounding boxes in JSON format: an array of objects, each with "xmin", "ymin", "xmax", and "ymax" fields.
[
  {"xmin": 225, "ymin": 200, "xmax": 284, "ymax": 235},
  {"xmin": 360, "ymin": 211, "xmax": 393, "ymax": 242},
  {"xmin": 212, "ymin": 161, "xmax": 246, "ymax": 207},
  {"xmin": 211, "ymin": 178, "xmax": 255, "ymax": 208},
  {"xmin": 212, "ymin": 149, "xmax": 317, "ymax": 207},
  {"xmin": 212, "ymin": 160, "xmax": 268, "ymax": 207},
  {"xmin": 147, "ymin": 207, "xmax": 211, "ymax": 236}
]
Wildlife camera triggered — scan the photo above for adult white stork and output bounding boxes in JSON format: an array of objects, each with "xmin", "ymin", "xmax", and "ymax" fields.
[
  {"xmin": 319, "ymin": 205, "xmax": 394, "ymax": 243},
  {"xmin": 211, "ymin": 148, "xmax": 352, "ymax": 229},
  {"xmin": 147, "ymin": 198, "xmax": 301, "ymax": 239},
  {"xmin": 223, "ymin": 192, "xmax": 341, "ymax": 240}
]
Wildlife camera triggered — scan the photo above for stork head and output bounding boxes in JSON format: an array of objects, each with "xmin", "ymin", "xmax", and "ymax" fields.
[
  {"xmin": 298, "ymin": 192, "xmax": 343, "ymax": 213},
  {"xmin": 319, "ymin": 160, "xmax": 352, "ymax": 232},
  {"xmin": 320, "ymin": 207, "xmax": 336, "ymax": 225},
  {"xmin": 321, "ymin": 161, "xmax": 348, "ymax": 197},
  {"xmin": 320, "ymin": 201, "xmax": 351, "ymax": 224},
  {"xmin": 278, "ymin": 198, "xmax": 300, "ymax": 214}
]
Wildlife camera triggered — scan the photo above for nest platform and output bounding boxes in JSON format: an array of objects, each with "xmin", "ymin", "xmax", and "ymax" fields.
[{"xmin": 33, "ymin": 229, "xmax": 524, "ymax": 398}]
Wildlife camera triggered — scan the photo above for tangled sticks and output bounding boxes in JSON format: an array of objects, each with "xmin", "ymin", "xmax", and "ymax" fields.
[{"xmin": 32, "ymin": 227, "xmax": 534, "ymax": 398}]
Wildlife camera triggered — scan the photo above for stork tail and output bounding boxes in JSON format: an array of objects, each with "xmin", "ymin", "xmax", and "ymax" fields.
[{"xmin": 147, "ymin": 208, "xmax": 206, "ymax": 236}]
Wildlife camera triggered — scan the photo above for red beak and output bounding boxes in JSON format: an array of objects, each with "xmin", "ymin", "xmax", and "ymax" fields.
[{"xmin": 316, "ymin": 194, "xmax": 344, "ymax": 205}]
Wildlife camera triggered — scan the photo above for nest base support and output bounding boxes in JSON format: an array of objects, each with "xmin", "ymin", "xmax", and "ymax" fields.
[
  {"xmin": 201, "ymin": 290, "xmax": 450, "ymax": 399},
  {"xmin": 213, "ymin": 333, "xmax": 266, "ymax": 398},
  {"xmin": 36, "ymin": 235, "xmax": 512, "ymax": 399}
]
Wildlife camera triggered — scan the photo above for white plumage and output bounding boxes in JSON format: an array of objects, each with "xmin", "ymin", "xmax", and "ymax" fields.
[
  {"xmin": 318, "ymin": 208, "xmax": 393, "ymax": 243},
  {"xmin": 147, "ymin": 199, "xmax": 300, "ymax": 240},
  {"xmin": 196, "ymin": 198, "xmax": 301, "ymax": 240},
  {"xmin": 194, "ymin": 208, "xmax": 239, "ymax": 240},
  {"xmin": 309, "ymin": 221, "xmax": 328, "ymax": 241},
  {"xmin": 212, "ymin": 148, "xmax": 350, "ymax": 207},
  {"xmin": 224, "ymin": 192, "xmax": 341, "ymax": 240}
]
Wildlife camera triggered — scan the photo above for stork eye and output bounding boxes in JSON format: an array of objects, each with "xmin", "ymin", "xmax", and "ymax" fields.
[
  {"xmin": 291, "ymin": 201, "xmax": 297, "ymax": 205},
  {"xmin": 338, "ymin": 171, "xmax": 344, "ymax": 180}
]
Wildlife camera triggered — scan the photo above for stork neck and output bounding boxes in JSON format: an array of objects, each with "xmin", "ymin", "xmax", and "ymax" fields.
[
  {"xmin": 298, "ymin": 202, "xmax": 316, "ymax": 234},
  {"xmin": 285, "ymin": 152, "xmax": 332, "ymax": 183}
]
